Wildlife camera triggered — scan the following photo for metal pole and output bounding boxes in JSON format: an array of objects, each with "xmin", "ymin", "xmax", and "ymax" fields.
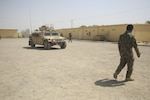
[
  {"xmin": 29, "ymin": 9, "xmax": 32, "ymax": 34},
  {"xmin": 71, "ymin": 19, "xmax": 73, "ymax": 28}
]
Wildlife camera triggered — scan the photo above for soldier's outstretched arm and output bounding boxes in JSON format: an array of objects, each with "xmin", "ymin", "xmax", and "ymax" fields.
[{"xmin": 132, "ymin": 37, "xmax": 141, "ymax": 57}]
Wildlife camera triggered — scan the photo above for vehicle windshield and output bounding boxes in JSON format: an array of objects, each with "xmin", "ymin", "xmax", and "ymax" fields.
[
  {"xmin": 52, "ymin": 33, "xmax": 59, "ymax": 36},
  {"xmin": 44, "ymin": 33, "xmax": 50, "ymax": 36}
]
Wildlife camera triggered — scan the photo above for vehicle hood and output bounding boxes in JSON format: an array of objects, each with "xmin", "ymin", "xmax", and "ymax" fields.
[{"xmin": 44, "ymin": 36, "xmax": 65, "ymax": 40}]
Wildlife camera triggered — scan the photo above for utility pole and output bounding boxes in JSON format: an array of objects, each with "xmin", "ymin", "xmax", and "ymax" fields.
[
  {"xmin": 71, "ymin": 19, "xmax": 73, "ymax": 28},
  {"xmin": 29, "ymin": 9, "xmax": 32, "ymax": 34}
]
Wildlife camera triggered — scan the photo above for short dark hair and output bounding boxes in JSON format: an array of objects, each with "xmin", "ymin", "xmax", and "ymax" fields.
[{"xmin": 127, "ymin": 24, "xmax": 133, "ymax": 31}]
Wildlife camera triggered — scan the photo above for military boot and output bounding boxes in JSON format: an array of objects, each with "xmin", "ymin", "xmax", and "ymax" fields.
[
  {"xmin": 113, "ymin": 73, "xmax": 118, "ymax": 79},
  {"xmin": 125, "ymin": 78, "xmax": 134, "ymax": 81}
]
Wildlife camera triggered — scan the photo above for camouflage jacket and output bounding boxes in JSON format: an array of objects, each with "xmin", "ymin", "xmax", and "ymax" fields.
[{"xmin": 118, "ymin": 31, "xmax": 140, "ymax": 58}]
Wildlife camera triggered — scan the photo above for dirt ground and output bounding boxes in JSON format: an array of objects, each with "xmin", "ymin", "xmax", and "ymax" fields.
[{"xmin": 0, "ymin": 38, "xmax": 150, "ymax": 100}]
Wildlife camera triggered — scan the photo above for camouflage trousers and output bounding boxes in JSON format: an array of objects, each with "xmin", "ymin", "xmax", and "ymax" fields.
[{"xmin": 115, "ymin": 56, "xmax": 134, "ymax": 78}]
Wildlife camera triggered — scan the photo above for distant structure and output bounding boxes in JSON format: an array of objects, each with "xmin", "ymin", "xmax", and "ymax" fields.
[
  {"xmin": 56, "ymin": 24, "xmax": 150, "ymax": 42},
  {"xmin": 20, "ymin": 29, "xmax": 30, "ymax": 38},
  {"xmin": 1, "ymin": 24, "xmax": 150, "ymax": 42},
  {"xmin": 0, "ymin": 29, "xmax": 18, "ymax": 38}
]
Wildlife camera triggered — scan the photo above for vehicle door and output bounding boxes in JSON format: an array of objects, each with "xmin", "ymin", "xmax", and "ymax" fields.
[
  {"xmin": 32, "ymin": 33, "xmax": 38, "ymax": 44},
  {"xmin": 36, "ymin": 33, "xmax": 43, "ymax": 45}
]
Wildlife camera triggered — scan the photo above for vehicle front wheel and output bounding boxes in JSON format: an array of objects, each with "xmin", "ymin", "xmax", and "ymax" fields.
[
  {"xmin": 30, "ymin": 40, "xmax": 35, "ymax": 47},
  {"xmin": 44, "ymin": 41, "xmax": 51, "ymax": 50},
  {"xmin": 61, "ymin": 42, "xmax": 66, "ymax": 49},
  {"xmin": 44, "ymin": 41, "xmax": 47, "ymax": 49},
  {"xmin": 47, "ymin": 42, "xmax": 51, "ymax": 50}
]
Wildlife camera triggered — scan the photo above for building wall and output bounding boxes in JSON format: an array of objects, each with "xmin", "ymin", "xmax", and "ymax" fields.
[
  {"xmin": 98, "ymin": 26, "xmax": 111, "ymax": 41},
  {"xmin": 82, "ymin": 27, "xmax": 98, "ymax": 40},
  {"xmin": 56, "ymin": 29, "xmax": 67, "ymax": 37},
  {"xmin": 104, "ymin": 24, "xmax": 126, "ymax": 41},
  {"xmin": 0, "ymin": 29, "xmax": 18, "ymax": 38},
  {"xmin": 134, "ymin": 24, "xmax": 150, "ymax": 42},
  {"xmin": 56, "ymin": 28, "xmax": 83, "ymax": 39},
  {"xmin": 76, "ymin": 28, "xmax": 83, "ymax": 39},
  {"xmin": 105, "ymin": 24, "xmax": 150, "ymax": 42},
  {"xmin": 67, "ymin": 28, "xmax": 80, "ymax": 39},
  {"xmin": 56, "ymin": 24, "xmax": 150, "ymax": 42}
]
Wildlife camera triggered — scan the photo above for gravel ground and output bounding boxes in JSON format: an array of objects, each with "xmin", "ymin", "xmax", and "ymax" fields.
[{"xmin": 0, "ymin": 38, "xmax": 150, "ymax": 100}]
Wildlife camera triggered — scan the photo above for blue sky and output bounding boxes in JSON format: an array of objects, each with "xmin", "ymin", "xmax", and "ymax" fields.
[{"xmin": 0, "ymin": 0, "xmax": 150, "ymax": 31}]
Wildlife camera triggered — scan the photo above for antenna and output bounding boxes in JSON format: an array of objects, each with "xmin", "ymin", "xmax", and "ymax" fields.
[
  {"xmin": 29, "ymin": 9, "xmax": 32, "ymax": 34},
  {"xmin": 71, "ymin": 19, "xmax": 73, "ymax": 28}
]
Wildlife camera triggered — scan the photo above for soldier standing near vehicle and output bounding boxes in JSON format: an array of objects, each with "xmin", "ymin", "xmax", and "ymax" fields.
[
  {"xmin": 68, "ymin": 33, "xmax": 72, "ymax": 43},
  {"xmin": 113, "ymin": 24, "xmax": 141, "ymax": 81}
]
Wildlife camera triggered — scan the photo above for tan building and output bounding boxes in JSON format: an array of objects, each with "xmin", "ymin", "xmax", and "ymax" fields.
[
  {"xmin": 134, "ymin": 24, "xmax": 150, "ymax": 42},
  {"xmin": 0, "ymin": 29, "xmax": 18, "ymax": 38},
  {"xmin": 56, "ymin": 24, "xmax": 150, "ymax": 42}
]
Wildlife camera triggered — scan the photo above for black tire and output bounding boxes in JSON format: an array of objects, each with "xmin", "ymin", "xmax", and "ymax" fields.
[
  {"xmin": 31, "ymin": 40, "xmax": 35, "ymax": 47},
  {"xmin": 44, "ymin": 41, "xmax": 51, "ymax": 50},
  {"xmin": 61, "ymin": 42, "xmax": 66, "ymax": 49},
  {"xmin": 44, "ymin": 41, "xmax": 47, "ymax": 49},
  {"xmin": 47, "ymin": 42, "xmax": 51, "ymax": 50}
]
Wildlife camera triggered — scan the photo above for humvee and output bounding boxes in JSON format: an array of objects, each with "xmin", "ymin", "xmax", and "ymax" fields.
[{"xmin": 29, "ymin": 26, "xmax": 66, "ymax": 50}]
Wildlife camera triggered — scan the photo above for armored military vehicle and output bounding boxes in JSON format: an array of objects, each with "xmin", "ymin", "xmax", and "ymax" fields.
[{"xmin": 29, "ymin": 26, "xmax": 66, "ymax": 50}]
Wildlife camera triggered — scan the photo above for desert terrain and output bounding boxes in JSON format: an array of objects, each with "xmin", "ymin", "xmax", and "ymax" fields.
[{"xmin": 0, "ymin": 38, "xmax": 150, "ymax": 100}]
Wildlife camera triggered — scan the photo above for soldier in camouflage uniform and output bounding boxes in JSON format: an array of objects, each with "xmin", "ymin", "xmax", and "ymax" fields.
[
  {"xmin": 113, "ymin": 24, "xmax": 141, "ymax": 81},
  {"xmin": 68, "ymin": 33, "xmax": 72, "ymax": 43}
]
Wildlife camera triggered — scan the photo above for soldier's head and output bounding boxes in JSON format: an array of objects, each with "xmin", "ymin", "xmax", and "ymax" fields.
[{"xmin": 126, "ymin": 24, "xmax": 134, "ymax": 32}]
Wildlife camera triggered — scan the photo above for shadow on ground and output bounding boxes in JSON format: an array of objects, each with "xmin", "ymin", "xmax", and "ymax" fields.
[
  {"xmin": 95, "ymin": 79, "xmax": 126, "ymax": 87},
  {"xmin": 23, "ymin": 46, "xmax": 60, "ymax": 50},
  {"xmin": 138, "ymin": 44, "xmax": 150, "ymax": 47},
  {"xmin": 111, "ymin": 42, "xmax": 150, "ymax": 47}
]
